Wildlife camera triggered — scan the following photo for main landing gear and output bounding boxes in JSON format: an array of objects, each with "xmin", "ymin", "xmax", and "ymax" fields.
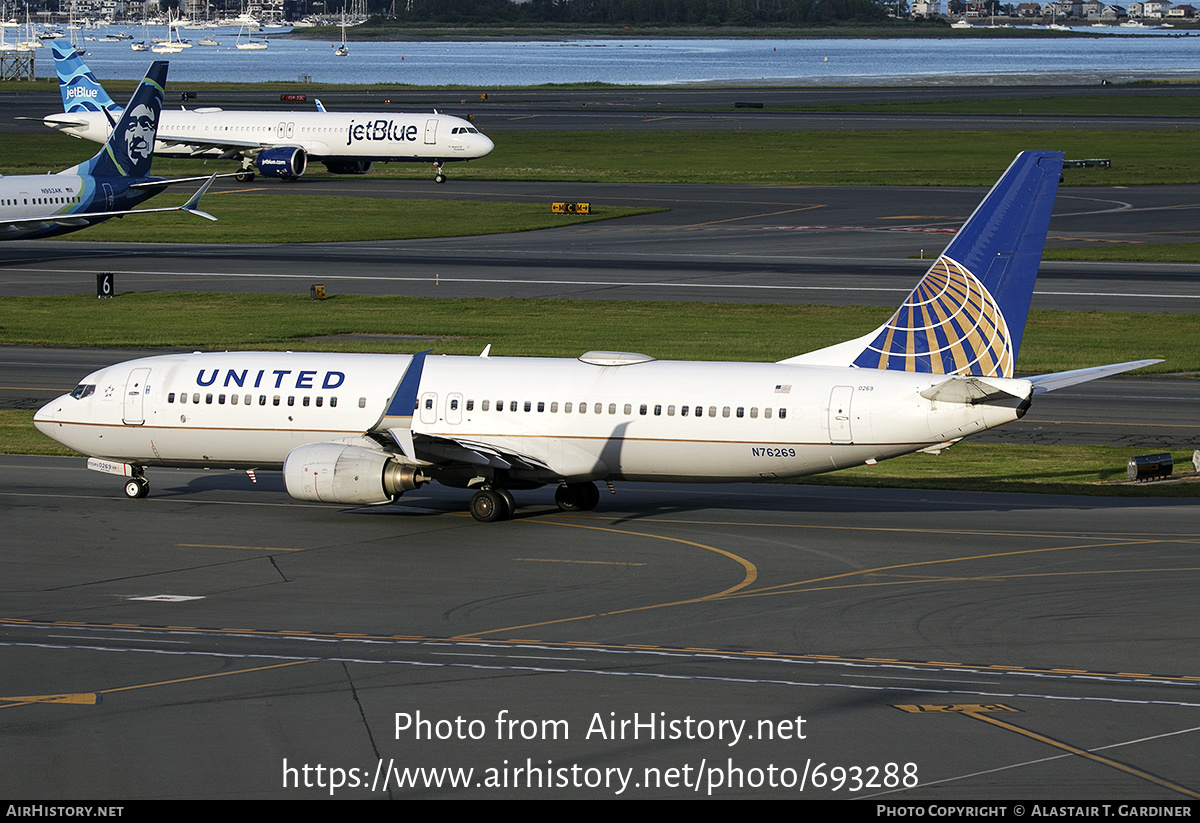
[
  {"xmin": 554, "ymin": 482, "xmax": 600, "ymax": 513},
  {"xmin": 469, "ymin": 487, "xmax": 515, "ymax": 522},
  {"xmin": 468, "ymin": 481, "xmax": 601, "ymax": 522}
]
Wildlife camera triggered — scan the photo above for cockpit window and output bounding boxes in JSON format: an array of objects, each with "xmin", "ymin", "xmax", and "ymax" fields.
[{"xmin": 69, "ymin": 384, "xmax": 95, "ymax": 399}]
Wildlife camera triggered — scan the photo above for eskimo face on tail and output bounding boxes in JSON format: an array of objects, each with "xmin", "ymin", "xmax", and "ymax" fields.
[
  {"xmin": 123, "ymin": 104, "xmax": 156, "ymax": 164},
  {"xmin": 851, "ymin": 254, "xmax": 1014, "ymax": 378}
]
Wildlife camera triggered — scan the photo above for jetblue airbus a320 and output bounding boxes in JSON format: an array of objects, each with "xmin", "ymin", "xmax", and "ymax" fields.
[
  {"xmin": 34, "ymin": 152, "xmax": 1158, "ymax": 520},
  {"xmin": 42, "ymin": 41, "xmax": 494, "ymax": 184}
]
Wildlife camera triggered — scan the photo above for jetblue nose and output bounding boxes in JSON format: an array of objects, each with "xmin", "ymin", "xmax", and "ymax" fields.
[{"xmin": 476, "ymin": 133, "xmax": 495, "ymax": 158}]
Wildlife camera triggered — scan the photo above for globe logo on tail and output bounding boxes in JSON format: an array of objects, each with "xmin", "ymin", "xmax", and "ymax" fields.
[{"xmin": 851, "ymin": 256, "xmax": 1014, "ymax": 378}]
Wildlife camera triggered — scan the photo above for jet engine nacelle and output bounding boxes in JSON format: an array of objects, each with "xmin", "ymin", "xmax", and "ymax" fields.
[
  {"xmin": 323, "ymin": 159, "xmax": 373, "ymax": 175},
  {"xmin": 283, "ymin": 442, "xmax": 423, "ymax": 505},
  {"xmin": 256, "ymin": 147, "xmax": 307, "ymax": 179}
]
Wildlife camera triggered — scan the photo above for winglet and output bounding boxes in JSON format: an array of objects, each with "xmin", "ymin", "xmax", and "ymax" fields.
[{"xmin": 179, "ymin": 174, "xmax": 219, "ymax": 221}]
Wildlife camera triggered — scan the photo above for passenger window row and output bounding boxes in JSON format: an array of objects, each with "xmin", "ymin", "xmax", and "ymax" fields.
[
  {"xmin": 166, "ymin": 392, "xmax": 345, "ymax": 408},
  {"xmin": 452, "ymin": 399, "xmax": 787, "ymax": 420}
]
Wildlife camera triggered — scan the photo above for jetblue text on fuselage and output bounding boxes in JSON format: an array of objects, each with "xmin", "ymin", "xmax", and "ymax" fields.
[
  {"xmin": 346, "ymin": 119, "xmax": 418, "ymax": 146},
  {"xmin": 196, "ymin": 368, "xmax": 346, "ymax": 390}
]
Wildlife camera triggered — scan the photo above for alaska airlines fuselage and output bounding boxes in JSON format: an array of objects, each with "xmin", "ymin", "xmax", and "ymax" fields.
[{"xmin": 0, "ymin": 172, "xmax": 164, "ymax": 240}]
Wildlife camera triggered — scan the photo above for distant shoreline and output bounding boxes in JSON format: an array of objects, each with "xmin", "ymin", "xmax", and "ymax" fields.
[{"xmin": 284, "ymin": 19, "xmax": 1200, "ymax": 41}]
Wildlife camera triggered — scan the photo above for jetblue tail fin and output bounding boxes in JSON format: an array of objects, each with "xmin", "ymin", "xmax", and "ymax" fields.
[
  {"xmin": 783, "ymin": 151, "xmax": 1065, "ymax": 378},
  {"xmin": 62, "ymin": 61, "xmax": 167, "ymax": 181},
  {"xmin": 49, "ymin": 40, "xmax": 121, "ymax": 115}
]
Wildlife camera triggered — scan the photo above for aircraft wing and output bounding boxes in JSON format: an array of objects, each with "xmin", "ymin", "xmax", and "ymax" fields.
[
  {"xmin": 1027, "ymin": 359, "xmax": 1163, "ymax": 394},
  {"xmin": 0, "ymin": 174, "xmax": 219, "ymax": 232},
  {"xmin": 128, "ymin": 172, "xmax": 238, "ymax": 189},
  {"xmin": 154, "ymin": 132, "xmax": 311, "ymax": 160},
  {"xmin": 155, "ymin": 133, "xmax": 267, "ymax": 157}
]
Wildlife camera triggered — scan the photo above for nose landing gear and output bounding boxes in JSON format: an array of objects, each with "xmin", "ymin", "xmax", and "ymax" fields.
[{"xmin": 123, "ymin": 473, "xmax": 149, "ymax": 499}]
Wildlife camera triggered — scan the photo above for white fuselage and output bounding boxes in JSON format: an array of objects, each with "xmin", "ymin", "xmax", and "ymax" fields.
[
  {"xmin": 34, "ymin": 350, "xmax": 1032, "ymax": 483},
  {"xmin": 43, "ymin": 109, "xmax": 494, "ymax": 164},
  {"xmin": 0, "ymin": 172, "xmax": 158, "ymax": 240}
]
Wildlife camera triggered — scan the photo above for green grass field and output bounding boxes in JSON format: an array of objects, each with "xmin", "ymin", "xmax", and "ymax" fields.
[
  {"xmin": 0, "ymin": 294, "xmax": 1187, "ymax": 373},
  {"xmin": 58, "ymin": 196, "xmax": 660, "ymax": 244},
  {"xmin": 4, "ymin": 128, "xmax": 1197, "ymax": 186}
]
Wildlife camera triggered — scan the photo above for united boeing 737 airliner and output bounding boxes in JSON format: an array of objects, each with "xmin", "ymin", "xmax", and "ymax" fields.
[
  {"xmin": 42, "ymin": 42, "xmax": 494, "ymax": 183},
  {"xmin": 1, "ymin": 60, "xmax": 216, "ymax": 240},
  {"xmin": 34, "ymin": 152, "xmax": 1158, "ymax": 520}
]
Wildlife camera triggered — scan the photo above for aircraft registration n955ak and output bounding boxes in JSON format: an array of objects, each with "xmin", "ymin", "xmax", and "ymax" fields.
[
  {"xmin": 42, "ymin": 41, "xmax": 494, "ymax": 184},
  {"xmin": 1, "ymin": 59, "xmax": 216, "ymax": 241},
  {"xmin": 34, "ymin": 151, "xmax": 1159, "ymax": 521}
]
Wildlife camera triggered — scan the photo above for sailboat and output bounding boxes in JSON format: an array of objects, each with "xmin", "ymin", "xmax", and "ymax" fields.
[
  {"xmin": 130, "ymin": 20, "xmax": 149, "ymax": 51},
  {"xmin": 334, "ymin": 14, "xmax": 348, "ymax": 57},
  {"xmin": 151, "ymin": 15, "xmax": 184, "ymax": 53},
  {"xmin": 236, "ymin": 23, "xmax": 267, "ymax": 50}
]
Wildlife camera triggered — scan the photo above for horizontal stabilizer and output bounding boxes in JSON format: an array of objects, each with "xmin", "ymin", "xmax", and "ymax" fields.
[
  {"xmin": 920, "ymin": 375, "xmax": 1031, "ymax": 405},
  {"xmin": 1028, "ymin": 359, "xmax": 1163, "ymax": 394}
]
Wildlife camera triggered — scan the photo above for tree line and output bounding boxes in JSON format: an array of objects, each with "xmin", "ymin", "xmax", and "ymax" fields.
[{"xmin": 384, "ymin": 0, "xmax": 890, "ymax": 26}]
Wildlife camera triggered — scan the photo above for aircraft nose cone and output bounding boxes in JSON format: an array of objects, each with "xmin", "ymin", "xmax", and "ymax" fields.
[
  {"xmin": 33, "ymin": 399, "xmax": 58, "ymax": 436},
  {"xmin": 477, "ymin": 134, "xmax": 495, "ymax": 157}
]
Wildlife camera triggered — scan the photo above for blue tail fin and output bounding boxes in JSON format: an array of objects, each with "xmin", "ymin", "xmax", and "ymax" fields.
[
  {"xmin": 852, "ymin": 151, "xmax": 1063, "ymax": 378},
  {"xmin": 50, "ymin": 40, "xmax": 121, "ymax": 115},
  {"xmin": 780, "ymin": 151, "xmax": 1064, "ymax": 377},
  {"xmin": 65, "ymin": 61, "xmax": 167, "ymax": 180}
]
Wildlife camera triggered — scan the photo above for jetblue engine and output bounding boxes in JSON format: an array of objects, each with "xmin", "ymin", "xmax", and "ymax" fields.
[
  {"xmin": 255, "ymin": 147, "xmax": 307, "ymax": 179},
  {"xmin": 283, "ymin": 442, "xmax": 424, "ymax": 505},
  {"xmin": 323, "ymin": 159, "xmax": 373, "ymax": 175}
]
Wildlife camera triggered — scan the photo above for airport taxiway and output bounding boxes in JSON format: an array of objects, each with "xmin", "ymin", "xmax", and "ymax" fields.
[
  {"xmin": 3, "ymin": 179, "xmax": 1200, "ymax": 314},
  {"xmin": 2, "ymin": 456, "xmax": 1199, "ymax": 798}
]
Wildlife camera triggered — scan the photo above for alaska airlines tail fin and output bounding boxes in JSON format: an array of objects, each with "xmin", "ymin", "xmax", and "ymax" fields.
[
  {"xmin": 783, "ymin": 151, "xmax": 1065, "ymax": 378},
  {"xmin": 49, "ymin": 40, "xmax": 121, "ymax": 115},
  {"xmin": 61, "ymin": 61, "xmax": 167, "ymax": 181}
]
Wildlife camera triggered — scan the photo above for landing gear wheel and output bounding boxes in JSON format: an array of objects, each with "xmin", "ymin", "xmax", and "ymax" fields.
[
  {"xmin": 470, "ymin": 489, "xmax": 508, "ymax": 522},
  {"xmin": 556, "ymin": 482, "xmax": 599, "ymax": 512},
  {"xmin": 434, "ymin": 173, "xmax": 446, "ymax": 184},
  {"xmin": 124, "ymin": 477, "xmax": 149, "ymax": 499},
  {"xmin": 497, "ymin": 488, "xmax": 515, "ymax": 519},
  {"xmin": 578, "ymin": 481, "xmax": 600, "ymax": 511},
  {"xmin": 235, "ymin": 171, "xmax": 255, "ymax": 182}
]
